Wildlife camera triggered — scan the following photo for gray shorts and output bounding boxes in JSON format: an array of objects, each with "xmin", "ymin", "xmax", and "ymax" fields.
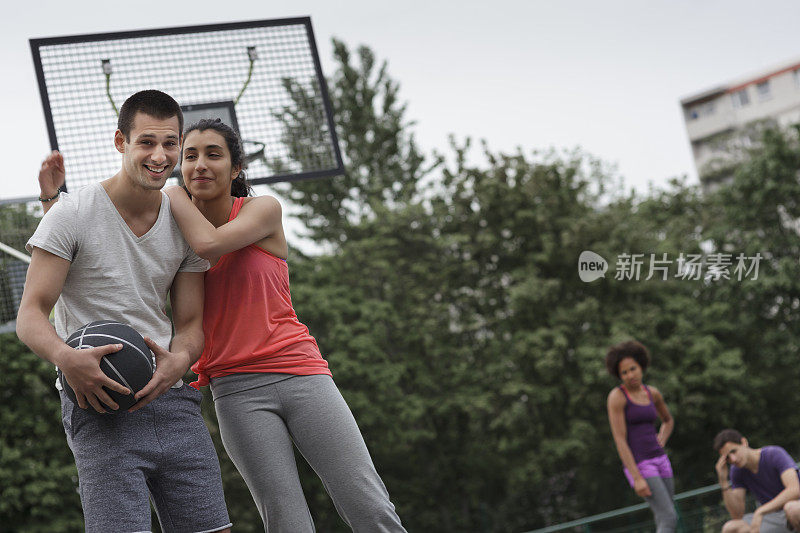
[
  {"xmin": 60, "ymin": 384, "xmax": 231, "ymax": 533},
  {"xmin": 743, "ymin": 511, "xmax": 793, "ymax": 533}
]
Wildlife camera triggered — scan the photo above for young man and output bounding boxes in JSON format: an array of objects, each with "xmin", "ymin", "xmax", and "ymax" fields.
[
  {"xmin": 17, "ymin": 90, "xmax": 231, "ymax": 532},
  {"xmin": 714, "ymin": 429, "xmax": 800, "ymax": 533}
]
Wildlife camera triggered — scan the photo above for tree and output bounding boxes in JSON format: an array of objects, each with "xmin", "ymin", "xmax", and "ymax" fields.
[
  {"xmin": 273, "ymin": 38, "xmax": 431, "ymax": 245},
  {"xmin": 273, "ymin": 45, "xmax": 781, "ymax": 525},
  {"xmin": 0, "ymin": 333, "xmax": 84, "ymax": 531},
  {"xmin": 700, "ymin": 126, "xmax": 800, "ymax": 452}
]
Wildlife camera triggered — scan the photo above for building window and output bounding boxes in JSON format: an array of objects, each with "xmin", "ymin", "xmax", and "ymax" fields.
[
  {"xmin": 688, "ymin": 101, "xmax": 716, "ymax": 121},
  {"xmin": 756, "ymin": 80, "xmax": 771, "ymax": 101},
  {"xmin": 731, "ymin": 89, "xmax": 750, "ymax": 108}
]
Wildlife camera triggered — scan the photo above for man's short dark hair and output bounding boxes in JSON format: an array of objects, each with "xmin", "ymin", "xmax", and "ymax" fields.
[
  {"xmin": 713, "ymin": 429, "xmax": 745, "ymax": 451},
  {"xmin": 118, "ymin": 90, "xmax": 183, "ymax": 140},
  {"xmin": 605, "ymin": 340, "xmax": 650, "ymax": 379}
]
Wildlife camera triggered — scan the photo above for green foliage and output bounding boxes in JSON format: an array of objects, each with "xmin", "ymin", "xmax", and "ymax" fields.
[
  {"xmin": 701, "ymin": 126, "xmax": 800, "ymax": 451},
  {"xmin": 270, "ymin": 77, "xmax": 338, "ymax": 175},
  {"xmin": 0, "ymin": 333, "xmax": 83, "ymax": 531},
  {"xmin": 272, "ymin": 41, "xmax": 800, "ymax": 531},
  {"xmin": 272, "ymin": 38, "xmax": 431, "ymax": 245}
]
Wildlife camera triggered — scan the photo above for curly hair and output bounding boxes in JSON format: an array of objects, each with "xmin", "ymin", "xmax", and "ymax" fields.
[{"xmin": 605, "ymin": 340, "xmax": 650, "ymax": 379}]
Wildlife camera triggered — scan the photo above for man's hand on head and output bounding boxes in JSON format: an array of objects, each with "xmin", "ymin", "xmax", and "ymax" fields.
[{"xmin": 716, "ymin": 453, "xmax": 730, "ymax": 482}]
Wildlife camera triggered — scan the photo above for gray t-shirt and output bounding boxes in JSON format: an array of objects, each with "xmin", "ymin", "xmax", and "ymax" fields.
[{"xmin": 27, "ymin": 182, "xmax": 209, "ymax": 386}]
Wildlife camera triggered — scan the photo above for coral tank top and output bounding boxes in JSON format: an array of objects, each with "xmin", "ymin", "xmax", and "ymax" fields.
[{"xmin": 191, "ymin": 197, "xmax": 331, "ymax": 388}]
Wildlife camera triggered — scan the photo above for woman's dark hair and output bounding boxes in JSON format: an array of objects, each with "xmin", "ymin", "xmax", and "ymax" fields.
[
  {"xmin": 713, "ymin": 429, "xmax": 744, "ymax": 452},
  {"xmin": 183, "ymin": 118, "xmax": 251, "ymax": 197},
  {"xmin": 605, "ymin": 340, "xmax": 651, "ymax": 379}
]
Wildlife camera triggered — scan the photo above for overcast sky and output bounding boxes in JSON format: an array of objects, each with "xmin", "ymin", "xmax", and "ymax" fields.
[{"xmin": 3, "ymin": 0, "xmax": 800, "ymax": 201}]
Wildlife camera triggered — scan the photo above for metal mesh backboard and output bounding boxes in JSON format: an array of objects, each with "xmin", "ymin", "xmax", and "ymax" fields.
[
  {"xmin": 30, "ymin": 17, "xmax": 344, "ymax": 190},
  {"xmin": 173, "ymin": 101, "xmax": 241, "ymax": 178}
]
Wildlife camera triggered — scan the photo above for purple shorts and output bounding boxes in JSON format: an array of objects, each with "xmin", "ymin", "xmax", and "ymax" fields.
[{"xmin": 623, "ymin": 454, "xmax": 673, "ymax": 487}]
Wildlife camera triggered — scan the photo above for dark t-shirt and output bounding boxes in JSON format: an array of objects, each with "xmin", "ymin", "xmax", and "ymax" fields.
[{"xmin": 730, "ymin": 446, "xmax": 799, "ymax": 505}]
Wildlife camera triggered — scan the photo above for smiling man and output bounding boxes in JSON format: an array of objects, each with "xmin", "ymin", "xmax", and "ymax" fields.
[
  {"xmin": 17, "ymin": 90, "xmax": 231, "ymax": 532},
  {"xmin": 714, "ymin": 429, "xmax": 800, "ymax": 533}
]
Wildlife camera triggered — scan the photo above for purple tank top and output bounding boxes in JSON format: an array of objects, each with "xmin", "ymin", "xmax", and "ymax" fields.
[{"xmin": 621, "ymin": 385, "xmax": 666, "ymax": 463}]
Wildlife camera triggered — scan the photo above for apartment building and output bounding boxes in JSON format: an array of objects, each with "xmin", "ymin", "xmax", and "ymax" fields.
[{"xmin": 681, "ymin": 58, "xmax": 800, "ymax": 189}]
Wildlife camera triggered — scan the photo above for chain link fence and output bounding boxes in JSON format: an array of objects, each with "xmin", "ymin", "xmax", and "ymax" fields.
[
  {"xmin": 0, "ymin": 197, "xmax": 40, "ymax": 334},
  {"xmin": 526, "ymin": 482, "xmax": 759, "ymax": 533}
]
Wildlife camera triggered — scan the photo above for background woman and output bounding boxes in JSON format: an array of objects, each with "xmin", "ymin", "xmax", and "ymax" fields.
[
  {"xmin": 606, "ymin": 340, "xmax": 677, "ymax": 532},
  {"xmin": 164, "ymin": 119, "xmax": 406, "ymax": 533}
]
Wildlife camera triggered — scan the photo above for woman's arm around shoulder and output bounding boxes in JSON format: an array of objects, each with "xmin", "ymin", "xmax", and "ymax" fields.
[{"xmin": 165, "ymin": 186, "xmax": 283, "ymax": 259}]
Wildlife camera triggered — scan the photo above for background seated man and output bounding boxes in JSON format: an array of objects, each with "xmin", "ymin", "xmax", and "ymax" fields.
[{"xmin": 714, "ymin": 429, "xmax": 800, "ymax": 533}]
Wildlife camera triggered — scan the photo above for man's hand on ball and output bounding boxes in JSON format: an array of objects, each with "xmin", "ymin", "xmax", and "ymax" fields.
[
  {"xmin": 58, "ymin": 343, "xmax": 129, "ymax": 413},
  {"xmin": 130, "ymin": 338, "xmax": 192, "ymax": 412}
]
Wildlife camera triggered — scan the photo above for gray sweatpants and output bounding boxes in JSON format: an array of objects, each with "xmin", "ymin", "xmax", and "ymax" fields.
[
  {"xmin": 645, "ymin": 476, "xmax": 677, "ymax": 533},
  {"xmin": 212, "ymin": 373, "xmax": 406, "ymax": 533}
]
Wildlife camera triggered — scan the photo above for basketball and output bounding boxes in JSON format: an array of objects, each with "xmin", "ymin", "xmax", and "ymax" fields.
[{"xmin": 58, "ymin": 320, "xmax": 154, "ymax": 412}]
